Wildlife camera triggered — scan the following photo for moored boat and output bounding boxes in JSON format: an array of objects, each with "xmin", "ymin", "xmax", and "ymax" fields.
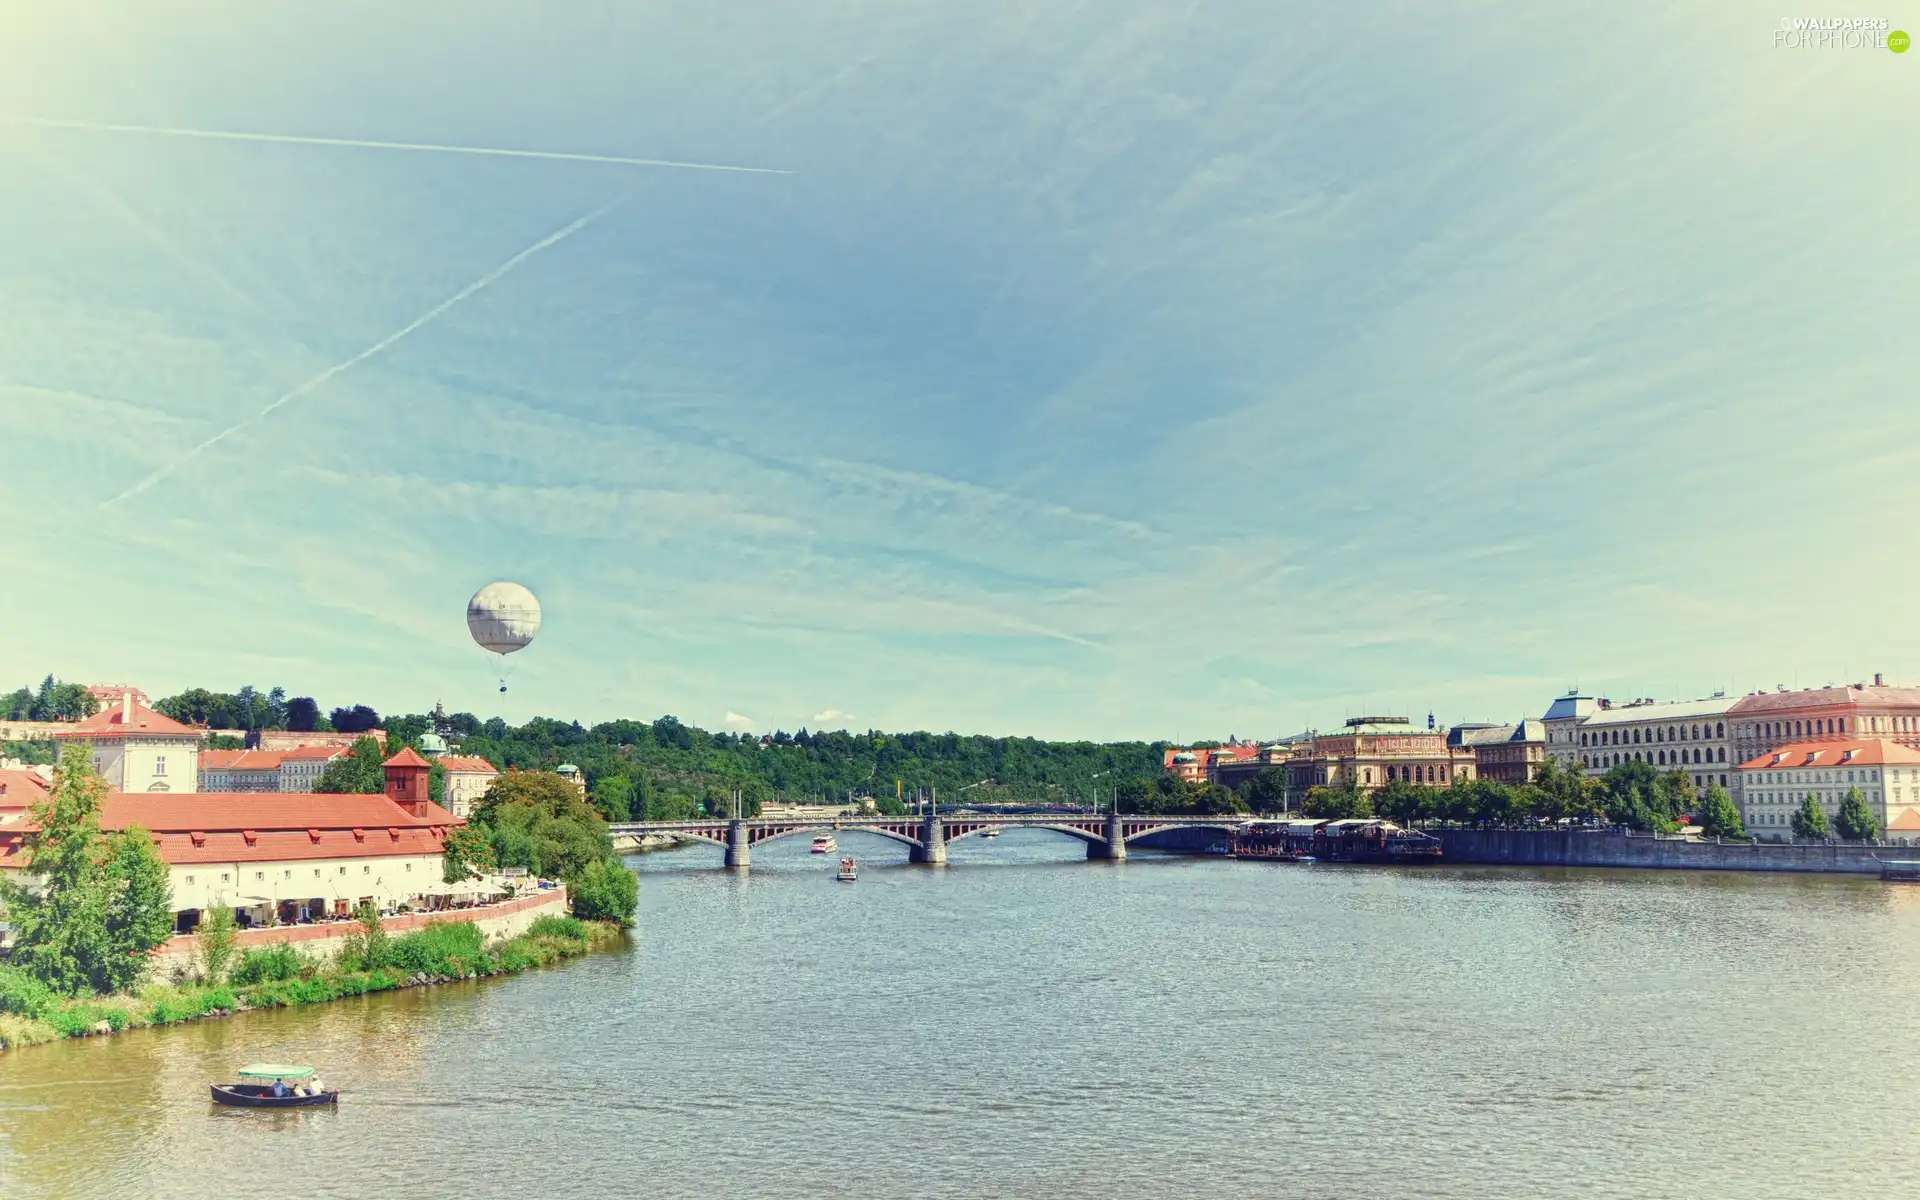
[
  {"xmin": 211, "ymin": 1064, "xmax": 338, "ymax": 1108},
  {"xmin": 1226, "ymin": 820, "xmax": 1302, "ymax": 862}
]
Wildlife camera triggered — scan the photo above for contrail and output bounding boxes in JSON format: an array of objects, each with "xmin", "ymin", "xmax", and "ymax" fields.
[
  {"xmin": 2, "ymin": 116, "xmax": 791, "ymax": 175},
  {"xmin": 100, "ymin": 195, "xmax": 630, "ymax": 508}
]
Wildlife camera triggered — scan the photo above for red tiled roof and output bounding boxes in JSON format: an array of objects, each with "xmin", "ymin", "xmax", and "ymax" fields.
[
  {"xmin": 1736, "ymin": 739, "xmax": 1920, "ymax": 770},
  {"xmin": 54, "ymin": 701, "xmax": 198, "ymax": 740},
  {"xmin": 200, "ymin": 750, "xmax": 288, "ymax": 772},
  {"xmin": 0, "ymin": 792, "xmax": 461, "ymax": 868},
  {"xmin": 436, "ymin": 755, "xmax": 498, "ymax": 775},
  {"xmin": 382, "ymin": 746, "xmax": 432, "ymax": 769},
  {"xmin": 1887, "ymin": 807, "xmax": 1920, "ymax": 832},
  {"xmin": 0, "ymin": 770, "xmax": 50, "ymax": 802},
  {"xmin": 280, "ymin": 745, "xmax": 348, "ymax": 761},
  {"xmin": 1730, "ymin": 686, "xmax": 1920, "ymax": 716}
]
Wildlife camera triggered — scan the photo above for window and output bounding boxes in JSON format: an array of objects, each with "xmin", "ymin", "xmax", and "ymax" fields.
[
  {"xmin": 154, "ymin": 757, "xmax": 167, "ymax": 776},
  {"xmin": 285, "ymin": 870, "xmax": 292, "ymax": 879},
  {"xmin": 185, "ymin": 874, "xmax": 194, "ymax": 884},
  {"xmin": 255, "ymin": 871, "xmax": 264, "ymax": 881},
  {"xmin": 363, "ymin": 865, "xmax": 371, "ymax": 874},
  {"xmin": 339, "ymin": 866, "xmax": 347, "ymax": 875},
  {"xmin": 405, "ymin": 862, "xmax": 412, "ymax": 872},
  {"xmin": 220, "ymin": 873, "xmax": 229, "ymax": 883}
]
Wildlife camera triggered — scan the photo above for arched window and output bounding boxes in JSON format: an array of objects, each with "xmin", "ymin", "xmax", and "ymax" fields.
[
  {"xmin": 1717, "ymin": 747, "xmax": 1726, "ymax": 762},
  {"xmin": 1632, "ymin": 729, "xmax": 1640, "ymax": 744},
  {"xmin": 1580, "ymin": 732, "xmax": 1588, "ymax": 746},
  {"xmin": 1657, "ymin": 750, "xmax": 1666, "ymax": 765},
  {"xmin": 1715, "ymin": 722, "xmax": 1724, "ymax": 738}
]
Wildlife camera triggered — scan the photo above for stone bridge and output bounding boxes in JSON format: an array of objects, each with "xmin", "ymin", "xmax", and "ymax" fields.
[{"xmin": 608, "ymin": 813, "xmax": 1241, "ymax": 868}]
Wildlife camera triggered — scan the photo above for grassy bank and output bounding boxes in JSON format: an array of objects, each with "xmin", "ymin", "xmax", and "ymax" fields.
[{"xmin": 0, "ymin": 915, "xmax": 622, "ymax": 1052}]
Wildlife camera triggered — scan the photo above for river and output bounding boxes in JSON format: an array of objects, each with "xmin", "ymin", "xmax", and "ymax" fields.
[{"xmin": 4, "ymin": 832, "xmax": 1920, "ymax": 1198}]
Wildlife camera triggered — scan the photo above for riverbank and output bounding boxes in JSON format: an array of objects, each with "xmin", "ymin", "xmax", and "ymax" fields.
[
  {"xmin": 1436, "ymin": 827, "xmax": 1911, "ymax": 873},
  {"xmin": 0, "ymin": 915, "xmax": 623, "ymax": 1053}
]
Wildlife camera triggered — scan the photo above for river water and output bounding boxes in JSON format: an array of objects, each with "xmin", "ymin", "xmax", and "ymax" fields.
[{"xmin": 4, "ymin": 832, "xmax": 1920, "ymax": 1199}]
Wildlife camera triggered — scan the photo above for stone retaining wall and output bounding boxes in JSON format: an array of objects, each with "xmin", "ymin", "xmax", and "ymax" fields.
[
  {"xmin": 1436, "ymin": 829, "xmax": 1911, "ymax": 874},
  {"xmin": 151, "ymin": 888, "xmax": 570, "ymax": 974}
]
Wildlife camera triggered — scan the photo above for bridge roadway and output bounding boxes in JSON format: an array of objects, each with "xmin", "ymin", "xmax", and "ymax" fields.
[{"xmin": 607, "ymin": 812, "xmax": 1241, "ymax": 867}]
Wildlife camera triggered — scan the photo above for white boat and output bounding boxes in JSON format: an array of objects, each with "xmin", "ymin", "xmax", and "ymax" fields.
[
  {"xmin": 810, "ymin": 834, "xmax": 836, "ymax": 854},
  {"xmin": 980, "ymin": 829, "xmax": 1001, "ymax": 838},
  {"xmin": 837, "ymin": 856, "xmax": 857, "ymax": 882}
]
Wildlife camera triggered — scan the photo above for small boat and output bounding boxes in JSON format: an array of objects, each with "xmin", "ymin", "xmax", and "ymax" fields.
[
  {"xmin": 980, "ymin": 829, "xmax": 1001, "ymax": 838},
  {"xmin": 810, "ymin": 833, "xmax": 837, "ymax": 854},
  {"xmin": 211, "ymin": 1063, "xmax": 338, "ymax": 1108},
  {"xmin": 837, "ymin": 855, "xmax": 857, "ymax": 882}
]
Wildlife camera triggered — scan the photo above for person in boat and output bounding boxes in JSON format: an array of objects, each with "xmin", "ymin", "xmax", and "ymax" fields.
[{"xmin": 272, "ymin": 1078, "xmax": 289, "ymax": 1097}]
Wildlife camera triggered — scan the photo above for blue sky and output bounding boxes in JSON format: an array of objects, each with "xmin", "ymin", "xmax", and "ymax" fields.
[{"xmin": 1, "ymin": 4, "xmax": 1915, "ymax": 741}]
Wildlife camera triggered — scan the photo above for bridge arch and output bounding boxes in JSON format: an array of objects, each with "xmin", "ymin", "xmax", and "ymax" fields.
[
  {"xmin": 943, "ymin": 823, "xmax": 1103, "ymax": 848},
  {"xmin": 749, "ymin": 824, "xmax": 925, "ymax": 851}
]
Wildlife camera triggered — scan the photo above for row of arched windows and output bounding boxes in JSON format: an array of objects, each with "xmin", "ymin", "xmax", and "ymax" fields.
[
  {"xmin": 1581, "ymin": 747, "xmax": 1727, "ymax": 769},
  {"xmin": 1386, "ymin": 764, "xmax": 1453, "ymax": 783},
  {"xmin": 1748, "ymin": 717, "xmax": 1847, "ymax": 740},
  {"xmin": 1581, "ymin": 721, "xmax": 1725, "ymax": 748}
]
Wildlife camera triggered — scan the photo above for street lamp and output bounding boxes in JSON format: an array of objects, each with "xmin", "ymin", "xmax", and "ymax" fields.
[{"xmin": 1091, "ymin": 772, "xmax": 1109, "ymax": 814}]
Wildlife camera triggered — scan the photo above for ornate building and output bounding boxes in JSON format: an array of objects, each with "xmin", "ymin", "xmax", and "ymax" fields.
[{"xmin": 1450, "ymin": 720, "xmax": 1548, "ymax": 784}]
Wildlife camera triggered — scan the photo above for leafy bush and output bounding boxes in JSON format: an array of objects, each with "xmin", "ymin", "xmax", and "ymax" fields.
[
  {"xmin": 526, "ymin": 914, "xmax": 587, "ymax": 942},
  {"xmin": 389, "ymin": 921, "xmax": 486, "ymax": 978},
  {"xmin": 147, "ymin": 986, "xmax": 237, "ymax": 1025},
  {"xmin": 230, "ymin": 943, "xmax": 306, "ymax": 985},
  {"xmin": 569, "ymin": 859, "xmax": 639, "ymax": 924},
  {"xmin": 0, "ymin": 1013, "xmax": 60, "ymax": 1049},
  {"xmin": 42, "ymin": 1002, "xmax": 132, "ymax": 1038},
  {"xmin": 195, "ymin": 906, "xmax": 238, "ymax": 983},
  {"xmin": 337, "ymin": 903, "xmax": 392, "ymax": 973},
  {"xmin": 0, "ymin": 965, "xmax": 56, "ymax": 1020}
]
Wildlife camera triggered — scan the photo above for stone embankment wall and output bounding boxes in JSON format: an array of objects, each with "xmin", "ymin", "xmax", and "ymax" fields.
[
  {"xmin": 151, "ymin": 888, "xmax": 569, "ymax": 974},
  {"xmin": 1436, "ymin": 830, "xmax": 1911, "ymax": 875}
]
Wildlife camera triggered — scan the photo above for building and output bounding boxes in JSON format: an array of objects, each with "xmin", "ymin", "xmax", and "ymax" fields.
[
  {"xmin": 1449, "ymin": 720, "xmax": 1547, "ymax": 784},
  {"xmin": 0, "ymin": 750, "xmax": 466, "ymax": 931},
  {"xmin": 1163, "ymin": 744, "xmax": 1262, "ymax": 785},
  {"xmin": 1246, "ymin": 717, "xmax": 1474, "ymax": 807},
  {"xmin": 84, "ymin": 684, "xmax": 149, "ymax": 712},
  {"xmin": 435, "ymin": 755, "xmax": 500, "ymax": 819},
  {"xmin": 1727, "ymin": 676, "xmax": 1920, "ymax": 765},
  {"xmin": 0, "ymin": 768, "xmax": 50, "ymax": 825},
  {"xmin": 199, "ymin": 745, "xmax": 350, "ymax": 793},
  {"xmin": 52, "ymin": 695, "xmax": 204, "ymax": 794},
  {"xmin": 555, "ymin": 763, "xmax": 587, "ymax": 797},
  {"xmin": 1736, "ymin": 738, "xmax": 1920, "ymax": 842},
  {"xmin": 256, "ymin": 729, "xmax": 387, "ymax": 753},
  {"xmin": 1541, "ymin": 691, "xmax": 1603, "ymax": 771}
]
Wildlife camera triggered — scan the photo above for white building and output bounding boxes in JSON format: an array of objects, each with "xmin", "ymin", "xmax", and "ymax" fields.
[
  {"xmin": 54, "ymin": 695, "xmax": 203, "ymax": 793},
  {"xmin": 1736, "ymin": 738, "xmax": 1920, "ymax": 843},
  {"xmin": 434, "ymin": 755, "xmax": 500, "ymax": 819}
]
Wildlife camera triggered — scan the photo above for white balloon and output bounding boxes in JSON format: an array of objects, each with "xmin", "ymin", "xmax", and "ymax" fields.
[{"xmin": 467, "ymin": 582, "xmax": 542, "ymax": 655}]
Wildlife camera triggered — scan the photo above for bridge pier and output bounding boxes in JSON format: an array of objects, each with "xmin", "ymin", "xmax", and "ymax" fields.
[
  {"xmin": 725, "ymin": 819, "xmax": 751, "ymax": 870},
  {"xmin": 1087, "ymin": 812, "xmax": 1128, "ymax": 861},
  {"xmin": 910, "ymin": 815, "xmax": 947, "ymax": 865}
]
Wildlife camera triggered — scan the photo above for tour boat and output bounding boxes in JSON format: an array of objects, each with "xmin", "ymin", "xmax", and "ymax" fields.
[
  {"xmin": 1225, "ymin": 821, "xmax": 1303, "ymax": 862},
  {"xmin": 211, "ymin": 1063, "xmax": 338, "ymax": 1108},
  {"xmin": 810, "ymin": 834, "xmax": 836, "ymax": 854},
  {"xmin": 837, "ymin": 855, "xmax": 857, "ymax": 882}
]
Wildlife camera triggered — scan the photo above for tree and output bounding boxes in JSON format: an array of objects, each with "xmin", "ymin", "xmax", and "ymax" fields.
[
  {"xmin": 195, "ymin": 905, "xmax": 238, "ymax": 983},
  {"xmin": 1301, "ymin": 783, "xmax": 1372, "ymax": 820},
  {"xmin": 314, "ymin": 736, "xmax": 386, "ymax": 794},
  {"xmin": 100, "ymin": 825, "xmax": 175, "ymax": 992},
  {"xmin": 568, "ymin": 857, "xmax": 639, "ymax": 924},
  {"xmin": 330, "ymin": 705, "xmax": 382, "ymax": 734},
  {"xmin": 1, "ymin": 744, "xmax": 113, "ymax": 994},
  {"xmin": 1834, "ymin": 785, "xmax": 1882, "ymax": 842},
  {"xmin": 1372, "ymin": 779, "xmax": 1426, "ymax": 827},
  {"xmin": 1790, "ymin": 793, "xmax": 1831, "ymax": 840},
  {"xmin": 1241, "ymin": 768, "xmax": 1289, "ymax": 814},
  {"xmin": 589, "ymin": 774, "xmax": 636, "ymax": 822},
  {"xmin": 473, "ymin": 771, "xmax": 614, "ymax": 881},
  {"xmin": 285, "ymin": 696, "xmax": 321, "ymax": 732},
  {"xmin": 1695, "ymin": 785, "xmax": 1748, "ymax": 841},
  {"xmin": 442, "ymin": 823, "xmax": 495, "ymax": 884}
]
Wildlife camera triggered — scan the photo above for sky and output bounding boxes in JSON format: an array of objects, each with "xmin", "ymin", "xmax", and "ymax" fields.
[{"xmin": 1, "ymin": 3, "xmax": 1916, "ymax": 742}]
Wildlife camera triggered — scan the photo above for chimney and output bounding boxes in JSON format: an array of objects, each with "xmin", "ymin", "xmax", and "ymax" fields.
[
  {"xmin": 121, "ymin": 691, "xmax": 133, "ymax": 723},
  {"xmin": 1874, "ymin": 672, "xmax": 1884, "ymax": 687}
]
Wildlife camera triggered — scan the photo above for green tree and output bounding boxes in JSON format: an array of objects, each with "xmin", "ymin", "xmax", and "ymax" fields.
[
  {"xmin": 1372, "ymin": 779, "xmax": 1426, "ymax": 827},
  {"xmin": 441, "ymin": 823, "xmax": 495, "ymax": 884},
  {"xmin": 589, "ymin": 774, "xmax": 636, "ymax": 822},
  {"xmin": 195, "ymin": 905, "xmax": 238, "ymax": 984},
  {"xmin": 314, "ymin": 736, "xmax": 387, "ymax": 794},
  {"xmin": 1790, "ymin": 793, "xmax": 1831, "ymax": 840},
  {"xmin": 1241, "ymin": 768, "xmax": 1290, "ymax": 814},
  {"xmin": 473, "ymin": 771, "xmax": 614, "ymax": 880},
  {"xmin": 568, "ymin": 858, "xmax": 639, "ymax": 924},
  {"xmin": 1, "ymin": 744, "xmax": 113, "ymax": 994},
  {"xmin": 1695, "ymin": 784, "xmax": 1748, "ymax": 840},
  {"xmin": 1301, "ymin": 782, "xmax": 1372, "ymax": 820},
  {"xmin": 1834, "ymin": 785, "xmax": 1882, "ymax": 842},
  {"xmin": 100, "ymin": 825, "xmax": 174, "ymax": 992},
  {"xmin": 339, "ymin": 902, "xmax": 391, "ymax": 971}
]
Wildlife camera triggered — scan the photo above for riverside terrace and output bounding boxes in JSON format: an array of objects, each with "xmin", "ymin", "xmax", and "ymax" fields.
[{"xmin": 609, "ymin": 812, "xmax": 1245, "ymax": 867}]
